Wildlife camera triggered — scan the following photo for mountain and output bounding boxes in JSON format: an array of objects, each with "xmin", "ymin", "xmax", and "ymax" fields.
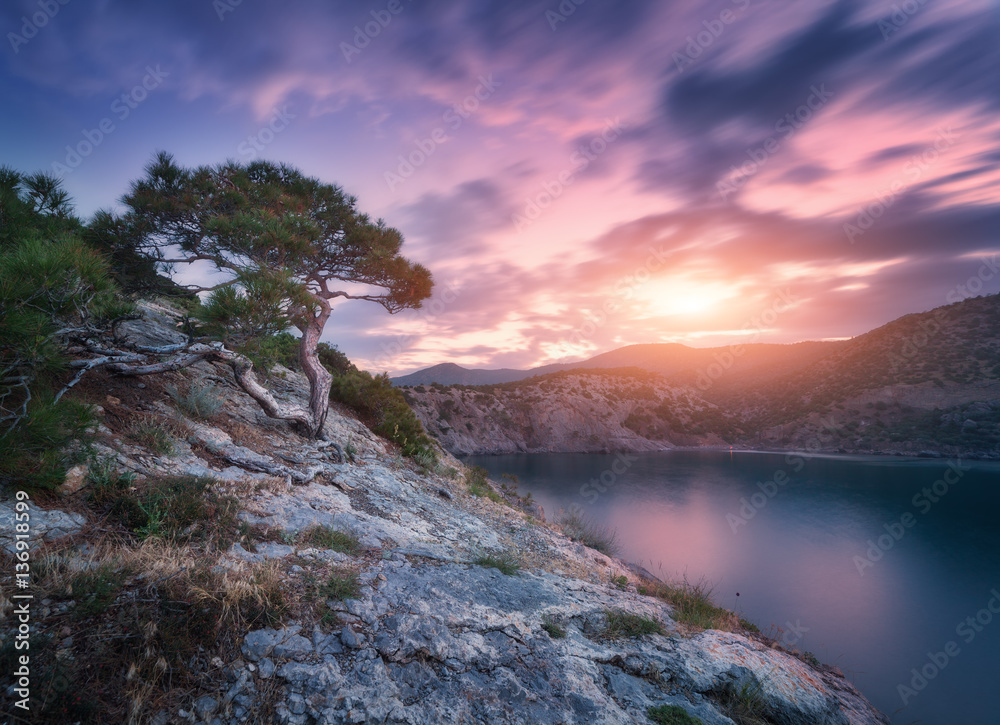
[
  {"xmin": 390, "ymin": 362, "xmax": 546, "ymax": 386},
  {"xmin": 390, "ymin": 340, "xmax": 843, "ymax": 387},
  {"xmin": 403, "ymin": 294, "xmax": 1000, "ymax": 458}
]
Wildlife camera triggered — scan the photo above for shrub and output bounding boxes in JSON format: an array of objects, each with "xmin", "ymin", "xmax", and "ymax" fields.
[
  {"xmin": 94, "ymin": 474, "xmax": 240, "ymax": 548},
  {"xmin": 647, "ymin": 704, "xmax": 704, "ymax": 724},
  {"xmin": 559, "ymin": 509, "xmax": 620, "ymax": 556},
  {"xmin": 603, "ymin": 609, "xmax": 665, "ymax": 639},
  {"xmin": 465, "ymin": 465, "xmax": 503, "ymax": 503},
  {"xmin": 168, "ymin": 383, "xmax": 224, "ymax": 420},
  {"xmin": 68, "ymin": 564, "xmax": 131, "ymax": 618},
  {"xmin": 329, "ymin": 369, "xmax": 436, "ymax": 460}
]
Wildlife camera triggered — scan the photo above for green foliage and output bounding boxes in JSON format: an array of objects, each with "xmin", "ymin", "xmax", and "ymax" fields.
[
  {"xmin": 710, "ymin": 678, "xmax": 771, "ymax": 725},
  {"xmin": 559, "ymin": 509, "xmax": 620, "ymax": 556},
  {"xmin": 612, "ymin": 574, "xmax": 629, "ymax": 590},
  {"xmin": 465, "ymin": 465, "xmax": 504, "ymax": 502},
  {"xmin": 603, "ymin": 609, "xmax": 665, "ymax": 639},
  {"xmin": 638, "ymin": 579, "xmax": 742, "ymax": 632},
  {"xmin": 168, "ymin": 382, "xmax": 224, "ymax": 420},
  {"xmin": 69, "ymin": 564, "xmax": 130, "ymax": 618},
  {"xmin": 0, "ymin": 169, "xmax": 136, "ymax": 490},
  {"xmin": 236, "ymin": 330, "xmax": 300, "ymax": 377},
  {"xmin": 301, "ymin": 525, "xmax": 360, "ymax": 554},
  {"xmin": 94, "ymin": 474, "xmax": 240, "ymax": 547},
  {"xmin": 541, "ymin": 614, "xmax": 567, "ymax": 639},
  {"xmin": 473, "ymin": 551, "xmax": 521, "ymax": 576},
  {"xmin": 647, "ymin": 705, "xmax": 704, "ymax": 725},
  {"xmin": 322, "ymin": 566, "xmax": 362, "ymax": 601},
  {"xmin": 330, "ymin": 368, "xmax": 436, "ymax": 459}
]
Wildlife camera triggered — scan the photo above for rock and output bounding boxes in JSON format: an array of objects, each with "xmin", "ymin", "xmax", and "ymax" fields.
[
  {"xmin": 257, "ymin": 658, "xmax": 276, "ymax": 679},
  {"xmin": 59, "ymin": 464, "xmax": 89, "ymax": 495},
  {"xmin": 0, "ymin": 501, "xmax": 87, "ymax": 555},
  {"xmin": 241, "ymin": 626, "xmax": 313, "ymax": 662},
  {"xmin": 340, "ymin": 625, "xmax": 364, "ymax": 649},
  {"xmin": 193, "ymin": 695, "xmax": 218, "ymax": 720}
]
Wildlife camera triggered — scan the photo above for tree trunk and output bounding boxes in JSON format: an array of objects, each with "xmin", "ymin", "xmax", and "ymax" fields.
[
  {"xmin": 298, "ymin": 303, "xmax": 334, "ymax": 439},
  {"xmin": 108, "ymin": 343, "xmax": 317, "ymax": 433}
]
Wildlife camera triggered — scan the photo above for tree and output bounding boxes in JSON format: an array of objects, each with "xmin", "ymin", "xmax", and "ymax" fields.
[
  {"xmin": 0, "ymin": 169, "xmax": 132, "ymax": 489},
  {"xmin": 106, "ymin": 153, "xmax": 432, "ymax": 438}
]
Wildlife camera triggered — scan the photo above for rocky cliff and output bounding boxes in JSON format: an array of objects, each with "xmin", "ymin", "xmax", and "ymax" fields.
[
  {"xmin": 403, "ymin": 295, "xmax": 1000, "ymax": 458},
  {"xmin": 0, "ymin": 302, "xmax": 889, "ymax": 725}
]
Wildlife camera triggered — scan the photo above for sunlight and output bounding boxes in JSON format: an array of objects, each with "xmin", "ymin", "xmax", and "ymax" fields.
[{"xmin": 637, "ymin": 280, "xmax": 734, "ymax": 318}]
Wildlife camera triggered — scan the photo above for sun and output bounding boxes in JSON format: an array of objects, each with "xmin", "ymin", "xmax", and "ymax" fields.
[{"xmin": 638, "ymin": 280, "xmax": 733, "ymax": 318}]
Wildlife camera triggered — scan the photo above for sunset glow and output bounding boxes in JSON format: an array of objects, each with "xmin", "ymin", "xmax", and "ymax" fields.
[{"xmin": 2, "ymin": 0, "xmax": 998, "ymax": 374}]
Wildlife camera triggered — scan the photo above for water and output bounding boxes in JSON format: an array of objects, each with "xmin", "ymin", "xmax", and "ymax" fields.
[{"xmin": 465, "ymin": 450, "xmax": 1000, "ymax": 725}]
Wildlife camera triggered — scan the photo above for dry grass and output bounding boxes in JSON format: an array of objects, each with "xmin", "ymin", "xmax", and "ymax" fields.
[{"xmin": 13, "ymin": 535, "xmax": 289, "ymax": 723}]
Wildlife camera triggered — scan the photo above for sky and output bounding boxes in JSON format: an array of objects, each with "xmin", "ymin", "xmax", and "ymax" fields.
[{"xmin": 3, "ymin": 0, "xmax": 999, "ymax": 375}]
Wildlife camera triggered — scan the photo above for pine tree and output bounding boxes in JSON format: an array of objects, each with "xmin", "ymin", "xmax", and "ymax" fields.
[{"xmin": 105, "ymin": 152, "xmax": 433, "ymax": 438}]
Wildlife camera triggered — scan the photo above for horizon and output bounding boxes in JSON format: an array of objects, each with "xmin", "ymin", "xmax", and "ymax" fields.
[{"xmin": 4, "ymin": 0, "xmax": 1000, "ymax": 376}]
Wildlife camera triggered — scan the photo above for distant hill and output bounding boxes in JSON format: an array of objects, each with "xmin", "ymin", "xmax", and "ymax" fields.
[
  {"xmin": 391, "ymin": 341, "xmax": 842, "ymax": 387},
  {"xmin": 401, "ymin": 294, "xmax": 1000, "ymax": 458}
]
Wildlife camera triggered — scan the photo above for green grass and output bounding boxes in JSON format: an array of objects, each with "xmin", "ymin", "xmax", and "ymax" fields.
[
  {"xmin": 559, "ymin": 508, "xmax": 620, "ymax": 556},
  {"xmin": 603, "ymin": 609, "xmax": 665, "ymax": 639},
  {"xmin": 647, "ymin": 704, "xmax": 704, "ymax": 724},
  {"xmin": 321, "ymin": 566, "xmax": 362, "ymax": 601},
  {"xmin": 541, "ymin": 614, "xmax": 566, "ymax": 639},
  {"xmin": 473, "ymin": 551, "xmax": 521, "ymax": 576},
  {"xmin": 466, "ymin": 465, "xmax": 504, "ymax": 503},
  {"xmin": 639, "ymin": 579, "xmax": 744, "ymax": 632},
  {"xmin": 124, "ymin": 416, "xmax": 175, "ymax": 455},
  {"xmin": 92, "ymin": 473, "xmax": 240, "ymax": 548},
  {"xmin": 612, "ymin": 574, "xmax": 628, "ymax": 590},
  {"xmin": 168, "ymin": 383, "xmax": 224, "ymax": 420},
  {"xmin": 301, "ymin": 525, "xmax": 360, "ymax": 554},
  {"xmin": 68, "ymin": 564, "xmax": 130, "ymax": 618},
  {"xmin": 710, "ymin": 679, "xmax": 771, "ymax": 725}
]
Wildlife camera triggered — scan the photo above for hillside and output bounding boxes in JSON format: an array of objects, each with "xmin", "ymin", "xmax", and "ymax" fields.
[
  {"xmin": 402, "ymin": 368, "xmax": 732, "ymax": 455},
  {"xmin": 403, "ymin": 295, "xmax": 1000, "ymax": 458},
  {"xmin": 390, "ymin": 341, "xmax": 841, "ymax": 387},
  {"xmin": 0, "ymin": 302, "xmax": 889, "ymax": 725},
  {"xmin": 710, "ymin": 294, "xmax": 1000, "ymax": 453}
]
